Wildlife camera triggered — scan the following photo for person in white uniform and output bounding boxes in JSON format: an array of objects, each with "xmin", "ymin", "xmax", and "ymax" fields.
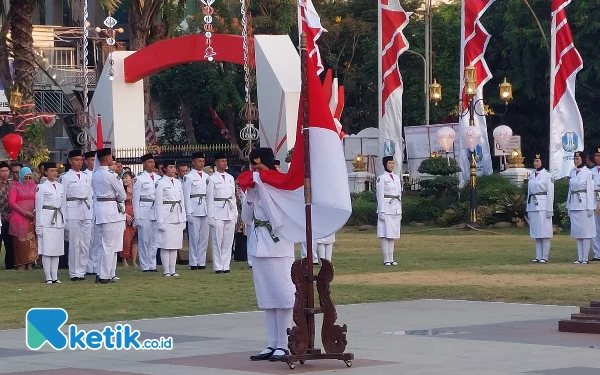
[
  {"xmin": 567, "ymin": 151, "xmax": 596, "ymax": 264},
  {"xmin": 241, "ymin": 148, "xmax": 295, "ymax": 362},
  {"xmin": 376, "ymin": 156, "xmax": 402, "ymax": 266},
  {"xmin": 315, "ymin": 233, "xmax": 335, "ymax": 262},
  {"xmin": 83, "ymin": 151, "xmax": 102, "ymax": 275},
  {"xmin": 207, "ymin": 152, "xmax": 237, "ymax": 273},
  {"xmin": 92, "ymin": 148, "xmax": 127, "ymax": 284},
  {"xmin": 60, "ymin": 150, "xmax": 93, "ymax": 281},
  {"xmin": 300, "ymin": 240, "xmax": 319, "ymax": 265},
  {"xmin": 590, "ymin": 148, "xmax": 600, "ymax": 261},
  {"xmin": 35, "ymin": 163, "xmax": 66, "ymax": 284},
  {"xmin": 133, "ymin": 153, "xmax": 159, "ymax": 273},
  {"xmin": 183, "ymin": 152, "xmax": 209, "ymax": 270},
  {"xmin": 526, "ymin": 154, "xmax": 554, "ymax": 263},
  {"xmin": 155, "ymin": 160, "xmax": 186, "ymax": 277}
]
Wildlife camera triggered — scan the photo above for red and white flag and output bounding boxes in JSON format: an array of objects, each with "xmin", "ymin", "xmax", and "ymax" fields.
[
  {"xmin": 550, "ymin": 0, "xmax": 583, "ymax": 179},
  {"xmin": 298, "ymin": 0, "xmax": 326, "ymax": 75},
  {"xmin": 209, "ymin": 107, "xmax": 231, "ymax": 140},
  {"xmin": 378, "ymin": 0, "xmax": 410, "ymax": 175},
  {"xmin": 238, "ymin": 53, "xmax": 351, "ymax": 242},
  {"xmin": 457, "ymin": 0, "xmax": 494, "ymax": 184}
]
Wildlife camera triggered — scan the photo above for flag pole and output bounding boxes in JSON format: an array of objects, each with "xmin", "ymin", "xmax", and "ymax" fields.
[{"xmin": 282, "ymin": 32, "xmax": 354, "ymax": 370}]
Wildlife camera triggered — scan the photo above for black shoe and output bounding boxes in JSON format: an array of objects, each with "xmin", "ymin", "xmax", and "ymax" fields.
[
  {"xmin": 150, "ymin": 269, "xmax": 158, "ymax": 272},
  {"xmin": 223, "ymin": 270, "xmax": 231, "ymax": 274},
  {"xmin": 268, "ymin": 348, "xmax": 289, "ymax": 362},
  {"xmin": 591, "ymin": 258, "xmax": 600, "ymax": 262},
  {"xmin": 190, "ymin": 266, "xmax": 198, "ymax": 270},
  {"xmin": 250, "ymin": 347, "xmax": 275, "ymax": 361},
  {"xmin": 215, "ymin": 270, "xmax": 223, "ymax": 274},
  {"xmin": 85, "ymin": 272, "xmax": 96, "ymax": 276},
  {"xmin": 71, "ymin": 277, "xmax": 80, "ymax": 281},
  {"xmin": 79, "ymin": 277, "xmax": 85, "ymax": 281},
  {"xmin": 198, "ymin": 266, "xmax": 206, "ymax": 269}
]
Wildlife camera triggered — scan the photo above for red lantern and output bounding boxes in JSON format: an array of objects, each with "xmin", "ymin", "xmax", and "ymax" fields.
[{"xmin": 3, "ymin": 133, "xmax": 23, "ymax": 160}]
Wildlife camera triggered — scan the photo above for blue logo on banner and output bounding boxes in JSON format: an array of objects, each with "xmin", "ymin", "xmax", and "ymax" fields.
[
  {"xmin": 383, "ymin": 140, "xmax": 395, "ymax": 157},
  {"xmin": 465, "ymin": 145, "xmax": 484, "ymax": 163},
  {"xmin": 562, "ymin": 132, "xmax": 578, "ymax": 152}
]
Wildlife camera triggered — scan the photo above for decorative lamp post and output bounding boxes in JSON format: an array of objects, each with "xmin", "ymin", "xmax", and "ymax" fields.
[
  {"xmin": 8, "ymin": 87, "xmax": 22, "ymax": 113},
  {"xmin": 95, "ymin": 14, "xmax": 124, "ymax": 81},
  {"xmin": 493, "ymin": 125, "xmax": 513, "ymax": 170},
  {"xmin": 429, "ymin": 78, "xmax": 442, "ymax": 106},
  {"xmin": 499, "ymin": 78, "xmax": 513, "ymax": 104}
]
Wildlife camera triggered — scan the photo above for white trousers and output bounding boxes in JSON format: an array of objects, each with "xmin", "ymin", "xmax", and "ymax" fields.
[
  {"xmin": 86, "ymin": 223, "xmax": 103, "ymax": 274},
  {"xmin": 577, "ymin": 238, "xmax": 592, "ymax": 263},
  {"xmin": 161, "ymin": 249, "xmax": 178, "ymax": 275},
  {"xmin": 42, "ymin": 256, "xmax": 60, "ymax": 282},
  {"xmin": 534, "ymin": 238, "xmax": 551, "ymax": 261},
  {"xmin": 380, "ymin": 238, "xmax": 396, "ymax": 263},
  {"xmin": 210, "ymin": 219, "xmax": 235, "ymax": 271},
  {"xmin": 97, "ymin": 221, "xmax": 125, "ymax": 280},
  {"xmin": 316, "ymin": 244, "xmax": 333, "ymax": 262},
  {"xmin": 300, "ymin": 242, "xmax": 319, "ymax": 264},
  {"xmin": 68, "ymin": 219, "xmax": 92, "ymax": 278},
  {"xmin": 188, "ymin": 215, "xmax": 209, "ymax": 267},
  {"xmin": 592, "ymin": 215, "xmax": 600, "ymax": 259},
  {"xmin": 138, "ymin": 219, "xmax": 158, "ymax": 271},
  {"xmin": 263, "ymin": 308, "xmax": 293, "ymax": 350}
]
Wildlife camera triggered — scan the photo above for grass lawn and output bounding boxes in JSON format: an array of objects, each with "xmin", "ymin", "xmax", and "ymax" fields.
[{"xmin": 1, "ymin": 226, "xmax": 599, "ymax": 329}]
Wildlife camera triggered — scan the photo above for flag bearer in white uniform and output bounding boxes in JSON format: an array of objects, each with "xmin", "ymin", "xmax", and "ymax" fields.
[
  {"xmin": 590, "ymin": 148, "xmax": 600, "ymax": 261},
  {"xmin": 567, "ymin": 151, "xmax": 596, "ymax": 264},
  {"xmin": 133, "ymin": 153, "xmax": 159, "ymax": 272},
  {"xmin": 526, "ymin": 154, "xmax": 554, "ymax": 263},
  {"xmin": 376, "ymin": 156, "xmax": 402, "ymax": 266},
  {"xmin": 315, "ymin": 233, "xmax": 335, "ymax": 262},
  {"xmin": 241, "ymin": 148, "xmax": 295, "ymax": 362},
  {"xmin": 183, "ymin": 152, "xmax": 209, "ymax": 270},
  {"xmin": 35, "ymin": 163, "xmax": 66, "ymax": 284},
  {"xmin": 83, "ymin": 151, "xmax": 101, "ymax": 275},
  {"xmin": 60, "ymin": 150, "xmax": 93, "ymax": 280},
  {"xmin": 92, "ymin": 148, "xmax": 127, "ymax": 284},
  {"xmin": 207, "ymin": 152, "xmax": 237, "ymax": 273},
  {"xmin": 155, "ymin": 160, "xmax": 186, "ymax": 277}
]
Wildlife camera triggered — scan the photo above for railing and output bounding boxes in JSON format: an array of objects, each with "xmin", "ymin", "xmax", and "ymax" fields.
[
  {"xmin": 34, "ymin": 68, "xmax": 97, "ymax": 87},
  {"xmin": 37, "ymin": 47, "xmax": 77, "ymax": 68},
  {"xmin": 114, "ymin": 144, "xmax": 241, "ymax": 169}
]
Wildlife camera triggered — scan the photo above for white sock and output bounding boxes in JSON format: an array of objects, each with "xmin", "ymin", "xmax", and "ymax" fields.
[
  {"xmin": 51, "ymin": 256, "xmax": 59, "ymax": 280},
  {"xmin": 325, "ymin": 244, "xmax": 333, "ymax": 262},
  {"xmin": 275, "ymin": 308, "xmax": 292, "ymax": 352},
  {"xmin": 380, "ymin": 239, "xmax": 390, "ymax": 263},
  {"xmin": 577, "ymin": 239, "xmax": 584, "ymax": 262},
  {"xmin": 169, "ymin": 249, "xmax": 177, "ymax": 274},
  {"xmin": 263, "ymin": 309, "xmax": 277, "ymax": 351},
  {"xmin": 583, "ymin": 239, "xmax": 591, "ymax": 262},
  {"xmin": 317, "ymin": 244, "xmax": 325, "ymax": 261},
  {"xmin": 535, "ymin": 239, "xmax": 543, "ymax": 260},
  {"xmin": 387, "ymin": 239, "xmax": 395, "ymax": 262},
  {"xmin": 111, "ymin": 253, "xmax": 117, "ymax": 277},
  {"xmin": 161, "ymin": 249, "xmax": 170, "ymax": 275},
  {"xmin": 42, "ymin": 256, "xmax": 52, "ymax": 281},
  {"xmin": 542, "ymin": 239, "xmax": 551, "ymax": 260}
]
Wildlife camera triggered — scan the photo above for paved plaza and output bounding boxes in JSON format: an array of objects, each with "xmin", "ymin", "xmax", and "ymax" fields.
[{"xmin": 0, "ymin": 300, "xmax": 598, "ymax": 374}]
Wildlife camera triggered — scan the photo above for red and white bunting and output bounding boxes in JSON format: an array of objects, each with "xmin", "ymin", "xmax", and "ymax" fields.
[{"xmin": 298, "ymin": 0, "xmax": 326, "ymax": 75}]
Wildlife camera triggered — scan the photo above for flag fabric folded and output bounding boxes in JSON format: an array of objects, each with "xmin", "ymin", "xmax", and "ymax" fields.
[{"xmin": 239, "ymin": 53, "xmax": 351, "ymax": 243}]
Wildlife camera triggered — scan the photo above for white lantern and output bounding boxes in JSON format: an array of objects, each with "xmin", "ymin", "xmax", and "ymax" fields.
[
  {"xmin": 436, "ymin": 127, "xmax": 455, "ymax": 153},
  {"xmin": 462, "ymin": 126, "xmax": 482, "ymax": 152},
  {"xmin": 493, "ymin": 125, "xmax": 513, "ymax": 152}
]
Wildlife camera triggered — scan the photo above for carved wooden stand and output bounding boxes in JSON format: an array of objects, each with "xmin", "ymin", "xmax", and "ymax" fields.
[{"xmin": 277, "ymin": 32, "xmax": 354, "ymax": 370}]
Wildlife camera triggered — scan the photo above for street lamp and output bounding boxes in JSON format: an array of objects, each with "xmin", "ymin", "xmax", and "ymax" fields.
[
  {"xmin": 94, "ymin": 14, "xmax": 125, "ymax": 81},
  {"xmin": 429, "ymin": 78, "xmax": 442, "ymax": 105}
]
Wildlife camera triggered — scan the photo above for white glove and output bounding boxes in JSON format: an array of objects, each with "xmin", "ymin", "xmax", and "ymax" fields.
[
  {"xmin": 158, "ymin": 223, "xmax": 166, "ymax": 231},
  {"xmin": 35, "ymin": 227, "xmax": 42, "ymax": 236},
  {"xmin": 134, "ymin": 218, "xmax": 142, "ymax": 228},
  {"xmin": 588, "ymin": 210, "xmax": 594, "ymax": 218},
  {"xmin": 207, "ymin": 217, "xmax": 215, "ymax": 227},
  {"xmin": 186, "ymin": 215, "xmax": 193, "ymax": 223},
  {"xmin": 378, "ymin": 213, "xmax": 385, "ymax": 220},
  {"xmin": 546, "ymin": 211, "xmax": 553, "ymax": 219}
]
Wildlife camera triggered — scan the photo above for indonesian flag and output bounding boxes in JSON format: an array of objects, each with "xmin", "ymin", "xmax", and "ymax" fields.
[
  {"xmin": 238, "ymin": 53, "xmax": 351, "ymax": 242},
  {"xmin": 378, "ymin": 0, "xmax": 410, "ymax": 176},
  {"xmin": 209, "ymin": 107, "xmax": 231, "ymax": 140},
  {"xmin": 549, "ymin": 0, "xmax": 584, "ymax": 179},
  {"xmin": 457, "ymin": 0, "xmax": 494, "ymax": 185},
  {"xmin": 298, "ymin": 0, "xmax": 326, "ymax": 76}
]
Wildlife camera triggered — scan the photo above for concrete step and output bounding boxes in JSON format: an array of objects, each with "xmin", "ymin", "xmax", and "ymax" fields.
[
  {"xmin": 558, "ymin": 319, "xmax": 600, "ymax": 334},
  {"xmin": 589, "ymin": 301, "xmax": 600, "ymax": 308},
  {"xmin": 570, "ymin": 313, "xmax": 600, "ymax": 321},
  {"xmin": 579, "ymin": 307, "xmax": 600, "ymax": 315}
]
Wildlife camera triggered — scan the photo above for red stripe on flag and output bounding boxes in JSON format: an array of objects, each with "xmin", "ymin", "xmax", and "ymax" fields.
[
  {"xmin": 380, "ymin": 2, "xmax": 409, "ymax": 116},
  {"xmin": 96, "ymin": 114, "xmax": 103, "ymax": 150}
]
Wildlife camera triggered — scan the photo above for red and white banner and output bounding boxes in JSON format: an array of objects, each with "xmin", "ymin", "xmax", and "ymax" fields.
[
  {"xmin": 145, "ymin": 122, "xmax": 156, "ymax": 145},
  {"xmin": 457, "ymin": 0, "xmax": 494, "ymax": 184},
  {"xmin": 209, "ymin": 107, "xmax": 231, "ymax": 140},
  {"xmin": 550, "ymin": 0, "xmax": 584, "ymax": 179},
  {"xmin": 378, "ymin": 0, "xmax": 410, "ymax": 175},
  {"xmin": 298, "ymin": 0, "xmax": 326, "ymax": 75},
  {"xmin": 238, "ymin": 53, "xmax": 351, "ymax": 242}
]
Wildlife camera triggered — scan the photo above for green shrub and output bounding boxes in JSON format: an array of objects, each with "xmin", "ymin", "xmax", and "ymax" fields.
[
  {"xmin": 436, "ymin": 206, "xmax": 468, "ymax": 226},
  {"xmin": 495, "ymin": 194, "xmax": 527, "ymax": 223},
  {"xmin": 418, "ymin": 157, "xmax": 461, "ymax": 198},
  {"xmin": 554, "ymin": 201, "xmax": 570, "ymax": 230},
  {"xmin": 462, "ymin": 174, "xmax": 520, "ymax": 205},
  {"xmin": 477, "ymin": 205, "xmax": 503, "ymax": 226},
  {"xmin": 553, "ymin": 178, "xmax": 569, "ymax": 208}
]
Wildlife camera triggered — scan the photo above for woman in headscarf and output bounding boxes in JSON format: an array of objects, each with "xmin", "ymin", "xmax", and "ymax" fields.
[
  {"xmin": 567, "ymin": 151, "xmax": 596, "ymax": 264},
  {"xmin": 8, "ymin": 167, "xmax": 38, "ymax": 270},
  {"xmin": 526, "ymin": 154, "xmax": 554, "ymax": 263},
  {"xmin": 376, "ymin": 156, "xmax": 402, "ymax": 266}
]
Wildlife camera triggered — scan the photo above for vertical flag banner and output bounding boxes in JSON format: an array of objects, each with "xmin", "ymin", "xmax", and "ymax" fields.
[
  {"xmin": 298, "ymin": 0, "xmax": 327, "ymax": 75},
  {"xmin": 549, "ymin": 0, "xmax": 584, "ymax": 179},
  {"xmin": 378, "ymin": 0, "xmax": 411, "ymax": 176},
  {"xmin": 458, "ymin": 0, "xmax": 494, "ymax": 185}
]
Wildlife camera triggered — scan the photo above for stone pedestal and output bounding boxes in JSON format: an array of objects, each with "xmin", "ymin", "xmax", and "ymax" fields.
[
  {"xmin": 348, "ymin": 171, "xmax": 375, "ymax": 193},
  {"xmin": 500, "ymin": 167, "xmax": 530, "ymax": 187}
]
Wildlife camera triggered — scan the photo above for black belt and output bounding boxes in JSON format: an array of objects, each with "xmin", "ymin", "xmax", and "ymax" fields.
[
  {"xmin": 66, "ymin": 197, "xmax": 90, "ymax": 209},
  {"xmin": 384, "ymin": 194, "xmax": 401, "ymax": 204},
  {"xmin": 97, "ymin": 197, "xmax": 125, "ymax": 214},
  {"xmin": 528, "ymin": 192, "xmax": 547, "ymax": 204},
  {"xmin": 254, "ymin": 219, "xmax": 280, "ymax": 243},
  {"xmin": 140, "ymin": 197, "xmax": 154, "ymax": 208},
  {"xmin": 191, "ymin": 193, "xmax": 206, "ymax": 204},
  {"xmin": 214, "ymin": 197, "xmax": 232, "ymax": 208}
]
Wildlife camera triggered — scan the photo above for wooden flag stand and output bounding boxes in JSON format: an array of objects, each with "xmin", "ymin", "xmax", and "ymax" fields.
[{"xmin": 278, "ymin": 33, "xmax": 354, "ymax": 370}]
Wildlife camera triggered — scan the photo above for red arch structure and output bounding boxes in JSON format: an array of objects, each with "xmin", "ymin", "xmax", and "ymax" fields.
[{"xmin": 123, "ymin": 34, "xmax": 255, "ymax": 83}]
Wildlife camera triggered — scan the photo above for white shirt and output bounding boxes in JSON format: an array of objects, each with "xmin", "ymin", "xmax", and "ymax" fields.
[
  {"xmin": 59, "ymin": 169, "xmax": 93, "ymax": 220},
  {"xmin": 526, "ymin": 169, "xmax": 554, "ymax": 212},
  {"xmin": 35, "ymin": 180, "xmax": 65, "ymax": 230},
  {"xmin": 376, "ymin": 172, "xmax": 402, "ymax": 215},
  {"xmin": 567, "ymin": 167, "xmax": 595, "ymax": 211},
  {"xmin": 206, "ymin": 171, "xmax": 237, "ymax": 221},
  {"xmin": 183, "ymin": 169, "xmax": 209, "ymax": 217},
  {"xmin": 91, "ymin": 166, "xmax": 127, "ymax": 224},
  {"xmin": 133, "ymin": 171, "xmax": 158, "ymax": 221},
  {"xmin": 155, "ymin": 176, "xmax": 186, "ymax": 225}
]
